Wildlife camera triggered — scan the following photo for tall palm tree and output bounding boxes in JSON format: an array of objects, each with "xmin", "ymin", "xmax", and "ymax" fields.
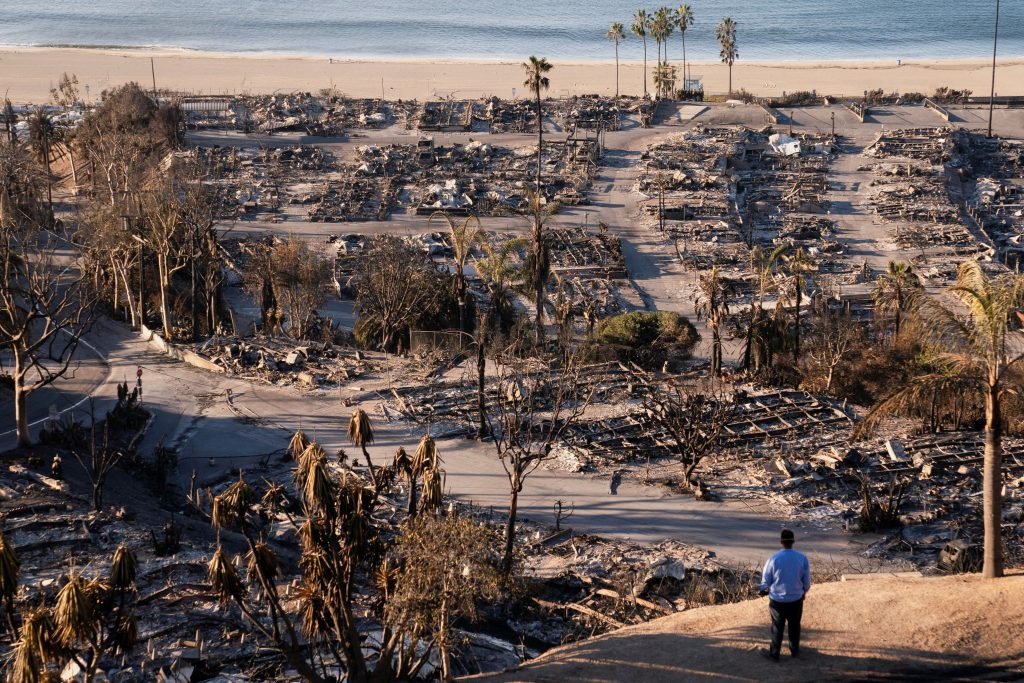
[
  {"xmin": 347, "ymin": 407, "xmax": 376, "ymax": 478},
  {"xmin": 522, "ymin": 56, "xmax": 552, "ymax": 196},
  {"xmin": 655, "ymin": 7, "xmax": 674, "ymax": 63},
  {"xmin": 631, "ymin": 10, "xmax": 650, "ymax": 97},
  {"xmin": 675, "ymin": 4, "xmax": 695, "ymax": 87},
  {"xmin": 716, "ymin": 17, "xmax": 739, "ymax": 94},
  {"xmin": 864, "ymin": 261, "xmax": 1024, "ymax": 578},
  {"xmin": 744, "ymin": 244, "xmax": 786, "ymax": 370},
  {"xmin": 27, "ymin": 108, "xmax": 54, "ymax": 213},
  {"xmin": 783, "ymin": 246, "xmax": 812, "ymax": 362},
  {"xmin": 606, "ymin": 22, "xmax": 626, "ymax": 99},
  {"xmin": 428, "ymin": 212, "xmax": 482, "ymax": 332},
  {"xmin": 524, "ymin": 190, "xmax": 555, "ymax": 341},
  {"xmin": 695, "ymin": 266, "xmax": 731, "ymax": 376},
  {"xmin": 873, "ymin": 261, "xmax": 922, "ymax": 341}
]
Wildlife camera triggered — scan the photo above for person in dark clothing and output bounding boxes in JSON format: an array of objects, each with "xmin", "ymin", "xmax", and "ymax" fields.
[{"xmin": 758, "ymin": 528, "xmax": 811, "ymax": 661}]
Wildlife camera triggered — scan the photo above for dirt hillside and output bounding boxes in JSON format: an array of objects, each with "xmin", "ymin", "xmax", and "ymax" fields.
[{"xmin": 470, "ymin": 572, "xmax": 1024, "ymax": 682}]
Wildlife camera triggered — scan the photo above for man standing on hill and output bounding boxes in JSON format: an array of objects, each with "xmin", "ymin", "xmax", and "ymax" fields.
[{"xmin": 758, "ymin": 528, "xmax": 811, "ymax": 661}]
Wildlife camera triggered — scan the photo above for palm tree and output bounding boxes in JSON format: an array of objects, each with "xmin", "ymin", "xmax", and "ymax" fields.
[
  {"xmin": 522, "ymin": 56, "xmax": 552, "ymax": 196},
  {"xmin": 744, "ymin": 244, "xmax": 786, "ymax": 370},
  {"xmin": 873, "ymin": 261, "xmax": 922, "ymax": 342},
  {"xmin": 655, "ymin": 7, "xmax": 674, "ymax": 63},
  {"xmin": 675, "ymin": 4, "xmax": 695, "ymax": 87},
  {"xmin": 429, "ymin": 212, "xmax": 482, "ymax": 332},
  {"xmin": 716, "ymin": 17, "xmax": 739, "ymax": 94},
  {"xmin": 27, "ymin": 108, "xmax": 54, "ymax": 213},
  {"xmin": 864, "ymin": 261, "xmax": 1024, "ymax": 578},
  {"xmin": 631, "ymin": 10, "xmax": 650, "ymax": 97},
  {"xmin": 347, "ymin": 407, "xmax": 376, "ymax": 478},
  {"xmin": 695, "ymin": 266, "xmax": 731, "ymax": 375},
  {"xmin": 524, "ymin": 190, "xmax": 555, "ymax": 341},
  {"xmin": 653, "ymin": 61, "xmax": 678, "ymax": 100},
  {"xmin": 606, "ymin": 22, "xmax": 626, "ymax": 99},
  {"xmin": 475, "ymin": 237, "xmax": 527, "ymax": 334},
  {"xmin": 783, "ymin": 246, "xmax": 813, "ymax": 363}
]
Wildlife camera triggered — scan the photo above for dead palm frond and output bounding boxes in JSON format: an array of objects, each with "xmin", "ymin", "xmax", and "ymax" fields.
[
  {"xmin": 347, "ymin": 408, "xmax": 374, "ymax": 447},
  {"xmin": 303, "ymin": 458, "xmax": 336, "ymax": 515},
  {"xmin": 211, "ymin": 474, "xmax": 255, "ymax": 530},
  {"xmin": 419, "ymin": 466, "xmax": 445, "ymax": 516},
  {"xmin": 413, "ymin": 435, "xmax": 440, "ymax": 473},
  {"xmin": 297, "ymin": 579, "xmax": 330, "ymax": 640},
  {"xmin": 109, "ymin": 544, "xmax": 137, "ymax": 591},
  {"xmin": 348, "ymin": 408, "xmax": 376, "ymax": 475},
  {"xmin": 245, "ymin": 538, "xmax": 281, "ymax": 594},
  {"xmin": 295, "ymin": 442, "xmax": 327, "ymax": 490},
  {"xmin": 260, "ymin": 481, "xmax": 288, "ymax": 514},
  {"xmin": 286, "ymin": 429, "xmax": 311, "ymax": 462},
  {"xmin": 208, "ymin": 545, "xmax": 245, "ymax": 608},
  {"xmin": 109, "ymin": 613, "xmax": 138, "ymax": 654},
  {"xmin": 53, "ymin": 573, "xmax": 98, "ymax": 647},
  {"xmin": 10, "ymin": 607, "xmax": 58, "ymax": 683}
]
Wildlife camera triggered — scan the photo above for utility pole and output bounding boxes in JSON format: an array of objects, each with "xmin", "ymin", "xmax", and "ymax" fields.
[
  {"xmin": 831, "ymin": 111, "xmax": 835, "ymax": 137},
  {"xmin": 150, "ymin": 57, "xmax": 157, "ymax": 97},
  {"xmin": 988, "ymin": 0, "xmax": 1000, "ymax": 138}
]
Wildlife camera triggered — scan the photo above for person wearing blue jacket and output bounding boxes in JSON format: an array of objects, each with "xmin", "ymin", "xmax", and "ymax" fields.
[{"xmin": 758, "ymin": 528, "xmax": 811, "ymax": 661}]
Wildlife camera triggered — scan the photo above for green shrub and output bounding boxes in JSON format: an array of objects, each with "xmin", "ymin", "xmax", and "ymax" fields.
[{"xmin": 596, "ymin": 311, "xmax": 699, "ymax": 368}]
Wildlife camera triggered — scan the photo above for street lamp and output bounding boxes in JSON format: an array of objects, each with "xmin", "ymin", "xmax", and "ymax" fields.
[{"xmin": 988, "ymin": 0, "xmax": 1000, "ymax": 138}]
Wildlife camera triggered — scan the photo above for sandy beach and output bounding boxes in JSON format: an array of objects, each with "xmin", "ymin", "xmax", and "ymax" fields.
[{"xmin": 0, "ymin": 47, "xmax": 1021, "ymax": 104}]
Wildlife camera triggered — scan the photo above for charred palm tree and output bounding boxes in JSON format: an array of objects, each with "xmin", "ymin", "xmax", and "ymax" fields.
[
  {"xmin": 429, "ymin": 212, "xmax": 482, "ymax": 332},
  {"xmin": 873, "ymin": 260, "xmax": 922, "ymax": 341},
  {"xmin": 347, "ymin": 407, "xmax": 376, "ymax": 479},
  {"xmin": 695, "ymin": 265, "xmax": 731, "ymax": 376}
]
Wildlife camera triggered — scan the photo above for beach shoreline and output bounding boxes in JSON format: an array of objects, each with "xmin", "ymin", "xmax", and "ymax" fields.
[{"xmin": 1, "ymin": 46, "xmax": 1021, "ymax": 103}]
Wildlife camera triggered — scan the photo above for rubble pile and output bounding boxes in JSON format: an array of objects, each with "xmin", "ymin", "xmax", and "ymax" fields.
[
  {"xmin": 548, "ymin": 226, "xmax": 631, "ymax": 318},
  {"xmin": 485, "ymin": 97, "xmax": 538, "ymax": 133},
  {"xmin": 775, "ymin": 432, "xmax": 1024, "ymax": 566},
  {"xmin": 864, "ymin": 127, "xmax": 954, "ymax": 164},
  {"xmin": 416, "ymin": 100, "xmax": 476, "ymax": 131},
  {"xmin": 410, "ymin": 139, "xmax": 596, "ymax": 215},
  {"xmin": 238, "ymin": 93, "xmax": 400, "ymax": 133},
  {"xmin": 553, "ymin": 96, "xmax": 622, "ymax": 133},
  {"xmin": 865, "ymin": 155, "xmax": 979, "ymax": 254},
  {"xmin": 637, "ymin": 125, "xmax": 851, "ymax": 299},
  {"xmin": 388, "ymin": 362, "xmax": 637, "ymax": 432},
  {"xmin": 560, "ymin": 390, "xmax": 853, "ymax": 468},
  {"xmin": 953, "ymin": 130, "xmax": 1024, "ymax": 264},
  {"xmin": 197, "ymin": 336, "xmax": 376, "ymax": 386},
  {"xmin": 196, "ymin": 145, "xmax": 336, "ymax": 220}
]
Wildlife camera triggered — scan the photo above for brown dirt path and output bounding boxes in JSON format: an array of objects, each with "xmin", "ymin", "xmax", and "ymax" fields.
[{"xmin": 469, "ymin": 572, "xmax": 1024, "ymax": 682}]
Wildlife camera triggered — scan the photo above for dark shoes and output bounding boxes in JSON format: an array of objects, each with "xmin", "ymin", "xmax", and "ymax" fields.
[
  {"xmin": 762, "ymin": 649, "xmax": 780, "ymax": 662},
  {"xmin": 791, "ymin": 648, "xmax": 800, "ymax": 658}
]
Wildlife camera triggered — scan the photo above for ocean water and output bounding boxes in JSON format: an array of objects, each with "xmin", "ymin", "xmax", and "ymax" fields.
[{"xmin": 0, "ymin": 0, "xmax": 1019, "ymax": 62}]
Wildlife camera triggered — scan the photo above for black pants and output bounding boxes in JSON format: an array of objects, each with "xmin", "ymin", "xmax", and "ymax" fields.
[{"xmin": 769, "ymin": 597, "xmax": 804, "ymax": 657}]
